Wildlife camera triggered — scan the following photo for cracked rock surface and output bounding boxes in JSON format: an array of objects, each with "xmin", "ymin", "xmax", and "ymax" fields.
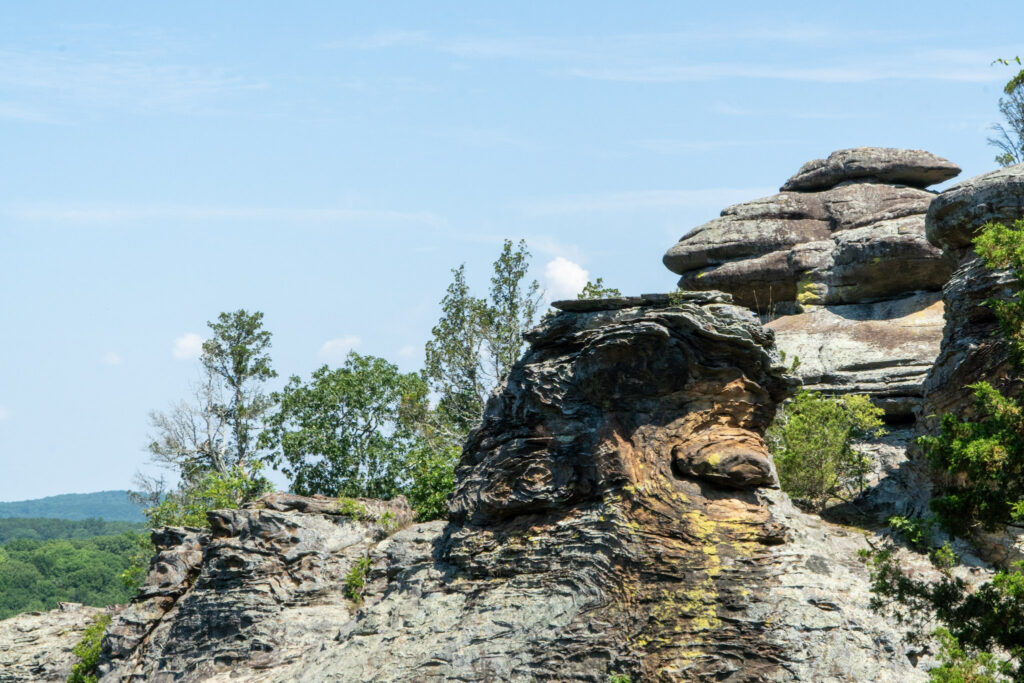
[{"xmin": 94, "ymin": 293, "xmax": 929, "ymax": 682}]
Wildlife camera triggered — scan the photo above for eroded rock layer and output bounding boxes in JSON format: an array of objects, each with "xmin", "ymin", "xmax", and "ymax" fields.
[
  {"xmin": 97, "ymin": 293, "xmax": 927, "ymax": 682},
  {"xmin": 920, "ymin": 164, "xmax": 1024, "ymax": 565},
  {"xmin": 663, "ymin": 147, "xmax": 959, "ymax": 421},
  {"xmin": 0, "ymin": 602, "xmax": 113, "ymax": 683}
]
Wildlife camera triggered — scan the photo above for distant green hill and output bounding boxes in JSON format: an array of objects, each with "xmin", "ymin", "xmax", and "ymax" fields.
[
  {"xmin": 0, "ymin": 491, "xmax": 145, "ymax": 523},
  {"xmin": 0, "ymin": 517, "xmax": 143, "ymax": 543}
]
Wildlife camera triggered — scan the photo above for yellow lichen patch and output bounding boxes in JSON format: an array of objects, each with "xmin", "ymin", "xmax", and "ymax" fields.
[{"xmin": 795, "ymin": 277, "xmax": 822, "ymax": 306}]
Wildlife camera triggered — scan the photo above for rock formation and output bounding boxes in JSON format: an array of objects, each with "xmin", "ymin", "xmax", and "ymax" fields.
[
  {"xmin": 663, "ymin": 147, "xmax": 958, "ymax": 422},
  {"xmin": 922, "ymin": 164, "xmax": 1024, "ymax": 421},
  {"xmin": 95, "ymin": 293, "xmax": 931, "ymax": 682},
  {"xmin": 921, "ymin": 164, "xmax": 1024, "ymax": 564},
  {"xmin": 0, "ymin": 602, "xmax": 114, "ymax": 682}
]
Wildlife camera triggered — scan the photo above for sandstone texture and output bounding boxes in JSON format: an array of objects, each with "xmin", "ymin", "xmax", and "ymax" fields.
[
  {"xmin": 97, "ymin": 293, "xmax": 930, "ymax": 682},
  {"xmin": 925, "ymin": 163, "xmax": 1024, "ymax": 250},
  {"xmin": 919, "ymin": 165, "xmax": 1024, "ymax": 566},
  {"xmin": 781, "ymin": 147, "xmax": 961, "ymax": 192},
  {"xmin": 921, "ymin": 163, "xmax": 1024, "ymax": 424},
  {"xmin": 0, "ymin": 602, "xmax": 113, "ymax": 682},
  {"xmin": 663, "ymin": 148, "xmax": 958, "ymax": 424}
]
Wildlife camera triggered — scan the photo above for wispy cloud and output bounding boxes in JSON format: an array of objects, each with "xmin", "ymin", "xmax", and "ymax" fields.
[
  {"xmin": 101, "ymin": 351, "xmax": 123, "ymax": 366},
  {"xmin": 0, "ymin": 406, "xmax": 9, "ymax": 422},
  {"xmin": 0, "ymin": 48, "xmax": 265, "ymax": 113},
  {"xmin": 0, "ymin": 101, "xmax": 65, "ymax": 124},
  {"xmin": 172, "ymin": 333, "xmax": 203, "ymax": 360},
  {"xmin": 637, "ymin": 139, "xmax": 794, "ymax": 154},
  {"xmin": 331, "ymin": 28, "xmax": 1018, "ymax": 85},
  {"xmin": 318, "ymin": 336, "xmax": 361, "ymax": 364},
  {"xmin": 520, "ymin": 188, "xmax": 775, "ymax": 216},
  {"xmin": 1, "ymin": 203, "xmax": 446, "ymax": 227}
]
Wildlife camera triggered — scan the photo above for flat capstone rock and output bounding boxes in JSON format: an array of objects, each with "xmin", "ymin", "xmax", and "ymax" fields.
[{"xmin": 781, "ymin": 147, "xmax": 960, "ymax": 192}]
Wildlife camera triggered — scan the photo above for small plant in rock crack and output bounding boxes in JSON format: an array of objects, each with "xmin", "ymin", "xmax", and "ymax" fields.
[
  {"xmin": 335, "ymin": 497, "xmax": 369, "ymax": 521},
  {"xmin": 344, "ymin": 556, "xmax": 373, "ymax": 604}
]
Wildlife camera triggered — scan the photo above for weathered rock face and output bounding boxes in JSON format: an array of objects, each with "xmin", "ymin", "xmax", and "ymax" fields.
[
  {"xmin": 98, "ymin": 293, "xmax": 930, "ymax": 682},
  {"xmin": 663, "ymin": 148, "xmax": 958, "ymax": 422},
  {"xmin": 0, "ymin": 602, "xmax": 113, "ymax": 682},
  {"xmin": 98, "ymin": 494, "xmax": 415, "ymax": 681},
  {"xmin": 925, "ymin": 163, "xmax": 1024, "ymax": 250},
  {"xmin": 781, "ymin": 147, "xmax": 961, "ymax": 192},
  {"xmin": 921, "ymin": 164, "xmax": 1024, "ymax": 424},
  {"xmin": 919, "ymin": 165, "xmax": 1024, "ymax": 566}
]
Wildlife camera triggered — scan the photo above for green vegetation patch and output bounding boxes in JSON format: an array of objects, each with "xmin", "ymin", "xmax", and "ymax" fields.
[{"xmin": 0, "ymin": 533, "xmax": 139, "ymax": 620}]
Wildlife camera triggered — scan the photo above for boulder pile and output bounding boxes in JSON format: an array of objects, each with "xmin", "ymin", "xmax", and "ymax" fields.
[{"xmin": 663, "ymin": 147, "xmax": 960, "ymax": 421}]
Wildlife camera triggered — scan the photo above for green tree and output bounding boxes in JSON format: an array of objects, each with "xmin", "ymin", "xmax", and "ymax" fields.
[
  {"xmin": 578, "ymin": 278, "xmax": 622, "ymax": 299},
  {"xmin": 423, "ymin": 264, "xmax": 489, "ymax": 437},
  {"xmin": 201, "ymin": 309, "xmax": 277, "ymax": 471},
  {"xmin": 919, "ymin": 219, "xmax": 1024, "ymax": 534},
  {"xmin": 262, "ymin": 353, "xmax": 429, "ymax": 500},
  {"xmin": 767, "ymin": 390, "xmax": 885, "ymax": 511},
  {"xmin": 423, "ymin": 239, "xmax": 540, "ymax": 443},
  {"xmin": 864, "ymin": 219, "xmax": 1024, "ymax": 679},
  {"xmin": 990, "ymin": 57, "xmax": 1024, "ymax": 167},
  {"xmin": 134, "ymin": 310, "xmax": 277, "ymax": 529}
]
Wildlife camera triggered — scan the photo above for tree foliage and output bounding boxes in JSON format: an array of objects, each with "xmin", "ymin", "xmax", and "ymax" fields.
[
  {"xmin": 0, "ymin": 534, "xmax": 139, "ymax": 620},
  {"xmin": 865, "ymin": 220, "xmax": 1024, "ymax": 678},
  {"xmin": 201, "ymin": 309, "xmax": 277, "ymax": 470},
  {"xmin": 919, "ymin": 220, "xmax": 1024, "ymax": 534},
  {"xmin": 262, "ymin": 353, "xmax": 428, "ymax": 500},
  {"xmin": 0, "ymin": 518, "xmax": 140, "ymax": 544},
  {"xmin": 577, "ymin": 278, "xmax": 622, "ymax": 299},
  {"xmin": 990, "ymin": 57, "xmax": 1024, "ymax": 167},
  {"xmin": 767, "ymin": 390, "xmax": 885, "ymax": 510},
  {"xmin": 135, "ymin": 310, "xmax": 277, "ymax": 528},
  {"xmin": 423, "ymin": 239, "xmax": 540, "ymax": 442}
]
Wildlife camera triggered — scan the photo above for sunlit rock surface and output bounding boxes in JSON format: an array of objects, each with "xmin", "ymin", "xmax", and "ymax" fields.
[{"xmin": 97, "ymin": 293, "xmax": 929, "ymax": 682}]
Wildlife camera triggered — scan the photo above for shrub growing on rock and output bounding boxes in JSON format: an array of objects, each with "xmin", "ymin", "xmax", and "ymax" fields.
[{"xmin": 767, "ymin": 390, "xmax": 885, "ymax": 510}]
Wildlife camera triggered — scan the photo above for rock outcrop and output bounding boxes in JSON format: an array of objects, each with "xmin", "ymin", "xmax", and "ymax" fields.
[
  {"xmin": 662, "ymin": 147, "xmax": 957, "ymax": 422},
  {"xmin": 97, "ymin": 293, "xmax": 931, "ymax": 682},
  {"xmin": 0, "ymin": 602, "xmax": 113, "ymax": 682},
  {"xmin": 920, "ymin": 164, "xmax": 1024, "ymax": 565},
  {"xmin": 922, "ymin": 164, "xmax": 1024, "ymax": 422}
]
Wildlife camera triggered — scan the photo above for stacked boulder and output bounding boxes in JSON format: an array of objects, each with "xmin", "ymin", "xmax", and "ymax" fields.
[{"xmin": 663, "ymin": 147, "xmax": 960, "ymax": 422}]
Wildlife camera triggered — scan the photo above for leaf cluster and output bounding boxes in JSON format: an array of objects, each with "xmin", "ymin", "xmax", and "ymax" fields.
[
  {"xmin": 67, "ymin": 612, "xmax": 112, "ymax": 683},
  {"xmin": 864, "ymin": 551, "xmax": 1024, "ymax": 679},
  {"xmin": 423, "ymin": 239, "xmax": 540, "ymax": 439},
  {"xmin": 920, "ymin": 220, "xmax": 1024, "ymax": 534},
  {"xmin": 578, "ymin": 278, "xmax": 621, "ymax": 299},
  {"xmin": 768, "ymin": 390, "xmax": 885, "ymax": 510},
  {"xmin": 0, "ymin": 533, "xmax": 140, "ymax": 620},
  {"xmin": 261, "ymin": 353, "xmax": 428, "ymax": 501}
]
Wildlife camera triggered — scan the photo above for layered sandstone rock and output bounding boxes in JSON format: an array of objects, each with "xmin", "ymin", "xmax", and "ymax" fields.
[
  {"xmin": 97, "ymin": 293, "xmax": 932, "ymax": 682},
  {"xmin": 663, "ymin": 147, "xmax": 959, "ymax": 422},
  {"xmin": 0, "ymin": 602, "xmax": 113, "ymax": 682},
  {"xmin": 922, "ymin": 164, "xmax": 1024, "ymax": 422},
  {"xmin": 920, "ymin": 165, "xmax": 1024, "ymax": 565}
]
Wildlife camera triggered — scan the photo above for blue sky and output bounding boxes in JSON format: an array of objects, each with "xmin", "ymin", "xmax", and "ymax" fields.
[{"xmin": 2, "ymin": 2, "xmax": 1023, "ymax": 501}]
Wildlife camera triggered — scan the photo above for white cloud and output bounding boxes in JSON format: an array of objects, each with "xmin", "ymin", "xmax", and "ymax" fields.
[
  {"xmin": 318, "ymin": 336, "xmax": 362, "ymax": 364},
  {"xmin": 172, "ymin": 333, "xmax": 204, "ymax": 360},
  {"xmin": 397, "ymin": 345, "xmax": 417, "ymax": 358},
  {"xmin": 544, "ymin": 257, "xmax": 589, "ymax": 302},
  {"xmin": 101, "ymin": 351, "xmax": 123, "ymax": 366},
  {"xmin": 0, "ymin": 406, "xmax": 8, "ymax": 421}
]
